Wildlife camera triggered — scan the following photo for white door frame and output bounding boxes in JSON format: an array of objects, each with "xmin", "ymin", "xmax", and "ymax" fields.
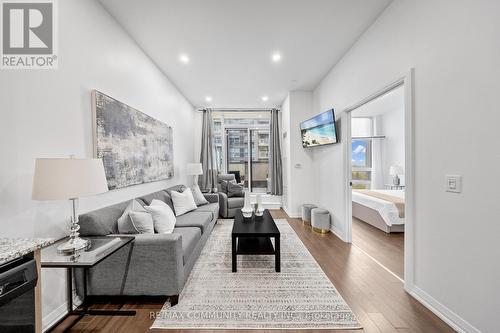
[{"xmin": 342, "ymin": 68, "xmax": 415, "ymax": 287}]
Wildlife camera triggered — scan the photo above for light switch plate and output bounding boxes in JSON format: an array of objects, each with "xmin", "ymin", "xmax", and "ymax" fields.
[{"xmin": 445, "ymin": 175, "xmax": 462, "ymax": 193}]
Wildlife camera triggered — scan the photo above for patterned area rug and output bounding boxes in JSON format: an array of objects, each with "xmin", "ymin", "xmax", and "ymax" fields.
[{"xmin": 151, "ymin": 219, "xmax": 361, "ymax": 330}]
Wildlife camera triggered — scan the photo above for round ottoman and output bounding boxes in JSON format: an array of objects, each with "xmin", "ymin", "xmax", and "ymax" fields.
[
  {"xmin": 301, "ymin": 204, "xmax": 317, "ymax": 226},
  {"xmin": 311, "ymin": 208, "xmax": 330, "ymax": 234}
]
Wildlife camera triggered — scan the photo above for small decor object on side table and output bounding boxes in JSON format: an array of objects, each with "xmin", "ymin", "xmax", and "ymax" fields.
[{"xmin": 32, "ymin": 157, "xmax": 109, "ymax": 255}]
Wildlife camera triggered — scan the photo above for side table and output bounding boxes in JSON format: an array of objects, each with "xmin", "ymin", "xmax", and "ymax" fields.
[{"xmin": 41, "ymin": 236, "xmax": 136, "ymax": 330}]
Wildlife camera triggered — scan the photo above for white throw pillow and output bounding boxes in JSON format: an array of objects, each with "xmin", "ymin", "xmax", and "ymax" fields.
[
  {"xmin": 170, "ymin": 188, "xmax": 198, "ymax": 216},
  {"xmin": 128, "ymin": 212, "xmax": 155, "ymax": 234},
  {"xmin": 191, "ymin": 184, "xmax": 209, "ymax": 206},
  {"xmin": 144, "ymin": 199, "xmax": 176, "ymax": 234},
  {"xmin": 117, "ymin": 200, "xmax": 153, "ymax": 234}
]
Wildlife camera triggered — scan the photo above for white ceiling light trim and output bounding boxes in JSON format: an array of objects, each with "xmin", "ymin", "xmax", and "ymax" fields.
[
  {"xmin": 271, "ymin": 52, "xmax": 281, "ymax": 62},
  {"xmin": 205, "ymin": 96, "xmax": 213, "ymax": 102},
  {"xmin": 261, "ymin": 96, "xmax": 269, "ymax": 102}
]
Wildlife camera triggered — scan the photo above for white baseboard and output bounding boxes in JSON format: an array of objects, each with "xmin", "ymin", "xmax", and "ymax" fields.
[
  {"xmin": 404, "ymin": 283, "xmax": 480, "ymax": 333},
  {"xmin": 42, "ymin": 302, "xmax": 68, "ymax": 332},
  {"xmin": 282, "ymin": 206, "xmax": 300, "ymax": 218},
  {"xmin": 330, "ymin": 225, "xmax": 346, "ymax": 242},
  {"xmin": 263, "ymin": 202, "xmax": 282, "ymax": 210}
]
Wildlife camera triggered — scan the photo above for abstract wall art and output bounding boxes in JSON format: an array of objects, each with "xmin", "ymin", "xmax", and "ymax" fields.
[{"xmin": 92, "ymin": 90, "xmax": 174, "ymax": 190}]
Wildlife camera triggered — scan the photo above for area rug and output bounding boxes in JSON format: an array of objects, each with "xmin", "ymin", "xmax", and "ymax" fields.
[{"xmin": 151, "ymin": 219, "xmax": 361, "ymax": 330}]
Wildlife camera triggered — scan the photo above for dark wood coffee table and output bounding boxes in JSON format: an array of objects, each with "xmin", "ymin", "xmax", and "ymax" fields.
[{"xmin": 231, "ymin": 209, "xmax": 280, "ymax": 272}]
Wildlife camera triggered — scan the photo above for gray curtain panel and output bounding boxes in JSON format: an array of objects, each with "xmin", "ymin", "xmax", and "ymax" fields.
[
  {"xmin": 269, "ymin": 108, "xmax": 283, "ymax": 195},
  {"xmin": 199, "ymin": 108, "xmax": 218, "ymax": 191}
]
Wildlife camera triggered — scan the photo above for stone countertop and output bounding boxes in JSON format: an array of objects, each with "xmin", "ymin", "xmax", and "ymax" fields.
[{"xmin": 0, "ymin": 238, "xmax": 54, "ymax": 265}]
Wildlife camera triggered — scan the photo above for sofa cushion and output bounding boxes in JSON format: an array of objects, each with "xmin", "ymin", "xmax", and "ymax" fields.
[
  {"xmin": 174, "ymin": 211, "xmax": 212, "ymax": 234},
  {"xmin": 228, "ymin": 197, "xmax": 245, "ymax": 209},
  {"xmin": 194, "ymin": 203, "xmax": 219, "ymax": 220},
  {"xmin": 79, "ymin": 201, "xmax": 128, "ymax": 236},
  {"xmin": 137, "ymin": 190, "xmax": 174, "ymax": 210},
  {"xmin": 173, "ymin": 227, "xmax": 201, "ymax": 265},
  {"xmin": 166, "ymin": 184, "xmax": 187, "ymax": 194}
]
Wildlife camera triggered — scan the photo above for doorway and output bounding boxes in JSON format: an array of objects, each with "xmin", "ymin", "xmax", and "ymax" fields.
[
  {"xmin": 225, "ymin": 127, "xmax": 270, "ymax": 193},
  {"xmin": 343, "ymin": 71, "xmax": 414, "ymax": 286},
  {"xmin": 350, "ymin": 85, "xmax": 405, "ymax": 279}
]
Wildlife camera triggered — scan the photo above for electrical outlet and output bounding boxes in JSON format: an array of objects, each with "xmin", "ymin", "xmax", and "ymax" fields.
[{"xmin": 445, "ymin": 175, "xmax": 462, "ymax": 193}]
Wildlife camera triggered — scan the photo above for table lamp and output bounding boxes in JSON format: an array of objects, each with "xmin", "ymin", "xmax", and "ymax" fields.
[
  {"xmin": 186, "ymin": 163, "xmax": 203, "ymax": 186},
  {"xmin": 389, "ymin": 165, "xmax": 404, "ymax": 186},
  {"xmin": 32, "ymin": 157, "xmax": 108, "ymax": 254}
]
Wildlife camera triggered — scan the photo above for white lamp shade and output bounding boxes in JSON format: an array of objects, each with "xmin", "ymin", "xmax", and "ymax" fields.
[
  {"xmin": 389, "ymin": 165, "xmax": 404, "ymax": 176},
  {"xmin": 32, "ymin": 158, "xmax": 109, "ymax": 200},
  {"xmin": 186, "ymin": 163, "xmax": 203, "ymax": 175}
]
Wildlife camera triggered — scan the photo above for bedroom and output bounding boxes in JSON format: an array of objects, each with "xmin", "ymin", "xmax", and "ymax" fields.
[{"xmin": 350, "ymin": 85, "xmax": 405, "ymax": 279}]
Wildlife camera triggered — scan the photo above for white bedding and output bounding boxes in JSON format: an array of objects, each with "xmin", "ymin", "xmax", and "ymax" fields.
[{"xmin": 352, "ymin": 189, "xmax": 405, "ymax": 226}]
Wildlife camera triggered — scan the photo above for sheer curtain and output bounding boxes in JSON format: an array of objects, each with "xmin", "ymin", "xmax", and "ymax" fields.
[
  {"xmin": 268, "ymin": 108, "xmax": 283, "ymax": 195},
  {"xmin": 198, "ymin": 109, "xmax": 218, "ymax": 191},
  {"xmin": 370, "ymin": 116, "xmax": 384, "ymax": 189}
]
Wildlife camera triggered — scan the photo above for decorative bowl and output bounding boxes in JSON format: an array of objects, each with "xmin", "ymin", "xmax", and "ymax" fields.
[{"xmin": 241, "ymin": 208, "xmax": 253, "ymax": 218}]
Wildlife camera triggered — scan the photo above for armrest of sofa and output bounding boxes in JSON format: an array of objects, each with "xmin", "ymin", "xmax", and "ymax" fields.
[
  {"xmin": 218, "ymin": 192, "xmax": 229, "ymax": 218},
  {"xmin": 203, "ymin": 193, "xmax": 219, "ymax": 204},
  {"xmin": 77, "ymin": 233, "xmax": 185, "ymax": 297}
]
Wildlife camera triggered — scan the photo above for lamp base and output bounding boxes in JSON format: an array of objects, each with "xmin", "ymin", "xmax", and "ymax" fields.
[{"xmin": 57, "ymin": 237, "xmax": 91, "ymax": 255}]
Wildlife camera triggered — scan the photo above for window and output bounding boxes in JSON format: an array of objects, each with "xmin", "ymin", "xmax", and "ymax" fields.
[
  {"xmin": 212, "ymin": 111, "xmax": 271, "ymax": 193},
  {"xmin": 352, "ymin": 139, "xmax": 372, "ymax": 189}
]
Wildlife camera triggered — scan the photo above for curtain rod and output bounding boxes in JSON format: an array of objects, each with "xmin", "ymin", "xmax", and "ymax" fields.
[{"xmin": 195, "ymin": 108, "xmax": 280, "ymax": 112}]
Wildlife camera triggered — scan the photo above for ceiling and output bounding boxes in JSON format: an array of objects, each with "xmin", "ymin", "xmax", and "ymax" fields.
[
  {"xmin": 99, "ymin": 0, "xmax": 392, "ymax": 109},
  {"xmin": 352, "ymin": 85, "xmax": 404, "ymax": 118}
]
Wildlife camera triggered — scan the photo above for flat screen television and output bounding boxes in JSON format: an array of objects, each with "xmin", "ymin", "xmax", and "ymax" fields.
[{"xmin": 300, "ymin": 109, "xmax": 338, "ymax": 148}]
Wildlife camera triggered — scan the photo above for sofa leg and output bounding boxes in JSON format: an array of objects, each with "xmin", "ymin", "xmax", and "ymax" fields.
[{"xmin": 170, "ymin": 295, "xmax": 179, "ymax": 306}]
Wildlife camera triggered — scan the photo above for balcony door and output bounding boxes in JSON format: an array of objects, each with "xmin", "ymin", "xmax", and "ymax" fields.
[{"xmin": 225, "ymin": 128, "xmax": 270, "ymax": 193}]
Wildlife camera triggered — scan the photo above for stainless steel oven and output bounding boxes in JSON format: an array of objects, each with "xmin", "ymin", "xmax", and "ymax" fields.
[{"xmin": 0, "ymin": 255, "xmax": 38, "ymax": 333}]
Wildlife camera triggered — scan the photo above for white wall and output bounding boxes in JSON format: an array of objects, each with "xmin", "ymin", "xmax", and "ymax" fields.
[
  {"xmin": 380, "ymin": 108, "xmax": 405, "ymax": 185},
  {"xmin": 0, "ymin": 0, "xmax": 195, "ymax": 329},
  {"xmin": 311, "ymin": 0, "xmax": 500, "ymax": 331},
  {"xmin": 280, "ymin": 91, "xmax": 315, "ymax": 217}
]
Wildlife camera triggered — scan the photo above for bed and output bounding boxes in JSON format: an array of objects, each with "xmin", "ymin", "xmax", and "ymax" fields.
[{"xmin": 352, "ymin": 189, "xmax": 405, "ymax": 233}]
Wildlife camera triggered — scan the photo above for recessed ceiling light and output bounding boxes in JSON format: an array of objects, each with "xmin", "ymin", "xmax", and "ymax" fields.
[
  {"xmin": 205, "ymin": 96, "xmax": 212, "ymax": 102},
  {"xmin": 261, "ymin": 96, "xmax": 269, "ymax": 102},
  {"xmin": 179, "ymin": 54, "xmax": 190, "ymax": 64},
  {"xmin": 271, "ymin": 52, "xmax": 281, "ymax": 62}
]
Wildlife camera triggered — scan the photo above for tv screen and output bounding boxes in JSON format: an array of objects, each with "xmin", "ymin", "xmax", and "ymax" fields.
[{"xmin": 300, "ymin": 109, "xmax": 338, "ymax": 148}]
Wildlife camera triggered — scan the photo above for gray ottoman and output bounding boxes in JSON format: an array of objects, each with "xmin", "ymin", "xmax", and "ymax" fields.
[
  {"xmin": 311, "ymin": 208, "xmax": 330, "ymax": 234},
  {"xmin": 301, "ymin": 204, "xmax": 317, "ymax": 226}
]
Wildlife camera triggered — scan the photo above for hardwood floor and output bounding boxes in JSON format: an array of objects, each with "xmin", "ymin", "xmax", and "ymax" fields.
[
  {"xmin": 51, "ymin": 210, "xmax": 453, "ymax": 333},
  {"xmin": 351, "ymin": 217, "xmax": 404, "ymax": 279}
]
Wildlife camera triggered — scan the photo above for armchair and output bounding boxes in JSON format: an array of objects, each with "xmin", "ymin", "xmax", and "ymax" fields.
[{"xmin": 217, "ymin": 174, "xmax": 245, "ymax": 218}]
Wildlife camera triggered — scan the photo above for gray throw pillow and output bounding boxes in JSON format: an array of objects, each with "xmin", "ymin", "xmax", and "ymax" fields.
[
  {"xmin": 220, "ymin": 179, "xmax": 237, "ymax": 194},
  {"xmin": 227, "ymin": 181, "xmax": 244, "ymax": 198}
]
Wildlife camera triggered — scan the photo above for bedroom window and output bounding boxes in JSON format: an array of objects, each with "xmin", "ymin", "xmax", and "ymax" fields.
[{"xmin": 352, "ymin": 139, "xmax": 372, "ymax": 189}]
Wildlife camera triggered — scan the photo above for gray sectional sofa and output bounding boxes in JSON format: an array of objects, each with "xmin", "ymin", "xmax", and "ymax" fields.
[{"xmin": 75, "ymin": 184, "xmax": 219, "ymax": 305}]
